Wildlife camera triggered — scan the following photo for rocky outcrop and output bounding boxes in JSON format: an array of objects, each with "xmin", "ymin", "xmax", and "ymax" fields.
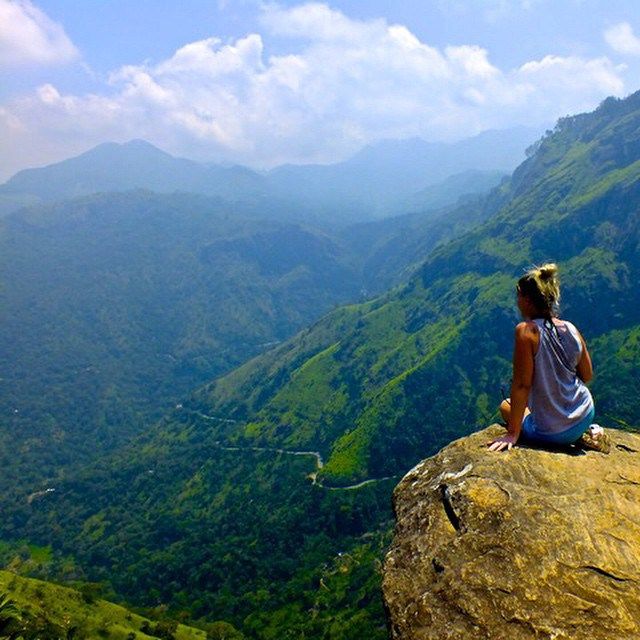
[{"xmin": 383, "ymin": 425, "xmax": 640, "ymax": 640}]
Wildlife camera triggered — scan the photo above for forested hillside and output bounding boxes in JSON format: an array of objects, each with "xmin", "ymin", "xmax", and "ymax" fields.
[
  {"xmin": 3, "ymin": 93, "xmax": 640, "ymax": 639},
  {"xmin": 0, "ymin": 174, "xmax": 500, "ymax": 498},
  {"xmin": 200, "ymin": 93, "xmax": 640, "ymax": 486},
  {"xmin": 0, "ymin": 570, "xmax": 209, "ymax": 639},
  {"xmin": 0, "ymin": 190, "xmax": 362, "ymax": 494}
]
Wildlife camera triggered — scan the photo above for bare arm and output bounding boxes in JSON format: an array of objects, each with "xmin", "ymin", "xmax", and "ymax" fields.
[
  {"xmin": 508, "ymin": 322, "xmax": 536, "ymax": 439},
  {"xmin": 576, "ymin": 331, "xmax": 593, "ymax": 383},
  {"xmin": 489, "ymin": 322, "xmax": 535, "ymax": 452}
]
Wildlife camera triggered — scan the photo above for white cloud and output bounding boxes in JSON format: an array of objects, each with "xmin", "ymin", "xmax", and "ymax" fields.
[
  {"xmin": 605, "ymin": 22, "xmax": 640, "ymax": 56},
  {"xmin": 261, "ymin": 2, "xmax": 377, "ymax": 41},
  {"xmin": 518, "ymin": 55, "xmax": 625, "ymax": 96},
  {"xmin": 0, "ymin": 0, "xmax": 79, "ymax": 67},
  {"xmin": 445, "ymin": 45, "xmax": 500, "ymax": 79},
  {"xmin": 0, "ymin": 2, "xmax": 630, "ymax": 179},
  {"xmin": 436, "ymin": 0, "xmax": 543, "ymax": 23}
]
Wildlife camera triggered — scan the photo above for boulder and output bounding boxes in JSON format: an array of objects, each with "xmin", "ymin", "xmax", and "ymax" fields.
[{"xmin": 383, "ymin": 425, "xmax": 640, "ymax": 640}]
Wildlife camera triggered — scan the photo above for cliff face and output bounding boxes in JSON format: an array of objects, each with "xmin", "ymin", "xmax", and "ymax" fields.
[{"xmin": 383, "ymin": 425, "xmax": 640, "ymax": 640}]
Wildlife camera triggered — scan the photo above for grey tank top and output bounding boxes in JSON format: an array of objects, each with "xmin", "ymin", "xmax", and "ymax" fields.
[{"xmin": 528, "ymin": 318, "xmax": 594, "ymax": 434}]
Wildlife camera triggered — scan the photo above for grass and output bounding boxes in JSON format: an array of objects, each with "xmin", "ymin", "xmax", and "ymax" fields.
[{"xmin": 0, "ymin": 570, "xmax": 207, "ymax": 640}]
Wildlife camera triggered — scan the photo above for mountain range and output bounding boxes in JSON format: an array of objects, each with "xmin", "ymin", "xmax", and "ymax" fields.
[
  {"xmin": 2, "ymin": 93, "xmax": 640, "ymax": 640},
  {"xmin": 0, "ymin": 127, "xmax": 538, "ymax": 223}
]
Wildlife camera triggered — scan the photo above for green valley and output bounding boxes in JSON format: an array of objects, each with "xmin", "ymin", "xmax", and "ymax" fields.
[
  {"xmin": 0, "ymin": 190, "xmax": 365, "ymax": 495},
  {"xmin": 0, "ymin": 168, "xmax": 500, "ymax": 499}
]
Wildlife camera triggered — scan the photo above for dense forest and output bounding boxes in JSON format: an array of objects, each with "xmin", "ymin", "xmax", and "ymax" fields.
[
  {"xmin": 0, "ymin": 165, "xmax": 501, "ymax": 500},
  {"xmin": 2, "ymin": 94, "xmax": 640, "ymax": 638}
]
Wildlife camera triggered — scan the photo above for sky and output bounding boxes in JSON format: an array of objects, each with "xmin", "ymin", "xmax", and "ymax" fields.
[{"xmin": 1, "ymin": 0, "xmax": 640, "ymax": 180}]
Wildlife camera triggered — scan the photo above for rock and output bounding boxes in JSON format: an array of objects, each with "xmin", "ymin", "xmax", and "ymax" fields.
[{"xmin": 382, "ymin": 425, "xmax": 640, "ymax": 640}]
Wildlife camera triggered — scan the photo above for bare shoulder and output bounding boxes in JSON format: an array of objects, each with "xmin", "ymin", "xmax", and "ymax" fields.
[{"xmin": 515, "ymin": 321, "xmax": 538, "ymax": 340}]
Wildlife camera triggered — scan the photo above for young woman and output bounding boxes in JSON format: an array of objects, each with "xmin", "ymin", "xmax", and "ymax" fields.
[{"xmin": 489, "ymin": 263, "xmax": 597, "ymax": 452}]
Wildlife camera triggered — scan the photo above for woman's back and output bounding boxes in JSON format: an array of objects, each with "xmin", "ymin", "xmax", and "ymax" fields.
[{"xmin": 529, "ymin": 318, "xmax": 593, "ymax": 434}]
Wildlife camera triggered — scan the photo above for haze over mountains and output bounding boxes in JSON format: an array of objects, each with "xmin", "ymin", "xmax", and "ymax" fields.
[
  {"xmin": 2, "ymin": 91, "xmax": 640, "ymax": 639},
  {"xmin": 0, "ymin": 126, "xmax": 538, "ymax": 222}
]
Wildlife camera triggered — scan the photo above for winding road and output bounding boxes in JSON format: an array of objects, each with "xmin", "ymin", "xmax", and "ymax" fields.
[{"xmin": 184, "ymin": 408, "xmax": 398, "ymax": 490}]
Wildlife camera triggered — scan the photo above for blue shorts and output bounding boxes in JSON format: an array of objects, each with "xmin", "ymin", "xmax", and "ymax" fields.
[{"xmin": 522, "ymin": 407, "xmax": 595, "ymax": 445}]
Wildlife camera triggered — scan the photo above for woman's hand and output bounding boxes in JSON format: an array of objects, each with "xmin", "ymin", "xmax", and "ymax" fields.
[{"xmin": 487, "ymin": 433, "xmax": 518, "ymax": 452}]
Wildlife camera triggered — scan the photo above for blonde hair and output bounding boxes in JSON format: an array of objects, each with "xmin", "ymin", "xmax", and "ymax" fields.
[{"xmin": 517, "ymin": 263, "xmax": 560, "ymax": 318}]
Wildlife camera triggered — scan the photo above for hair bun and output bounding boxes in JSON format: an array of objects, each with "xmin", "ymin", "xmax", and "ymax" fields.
[
  {"xmin": 518, "ymin": 262, "xmax": 560, "ymax": 317},
  {"xmin": 538, "ymin": 263, "xmax": 558, "ymax": 281}
]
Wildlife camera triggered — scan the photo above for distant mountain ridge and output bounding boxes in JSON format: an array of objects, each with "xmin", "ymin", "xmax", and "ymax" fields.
[
  {"xmin": 268, "ymin": 128, "xmax": 533, "ymax": 218},
  {"xmin": 1, "ymin": 139, "xmax": 265, "ymax": 203},
  {"xmin": 0, "ymin": 127, "xmax": 539, "ymax": 222}
]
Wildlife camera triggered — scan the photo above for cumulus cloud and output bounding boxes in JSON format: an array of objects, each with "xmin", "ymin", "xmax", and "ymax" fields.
[
  {"xmin": 0, "ymin": 0, "xmax": 79, "ymax": 67},
  {"xmin": 605, "ymin": 22, "xmax": 640, "ymax": 56},
  {"xmin": 518, "ymin": 55, "xmax": 625, "ymax": 109},
  {"xmin": 0, "ymin": 2, "xmax": 630, "ymax": 178}
]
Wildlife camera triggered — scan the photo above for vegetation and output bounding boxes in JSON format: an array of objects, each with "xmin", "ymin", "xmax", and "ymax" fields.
[
  {"xmin": 0, "ymin": 570, "xmax": 207, "ymax": 639},
  {"xmin": 1, "ymin": 437, "xmax": 394, "ymax": 638},
  {"xmin": 0, "ymin": 190, "xmax": 364, "ymax": 496},
  {"xmin": 0, "ymin": 591, "xmax": 22, "ymax": 639},
  {"xmin": 0, "ymin": 176, "xmax": 496, "ymax": 503}
]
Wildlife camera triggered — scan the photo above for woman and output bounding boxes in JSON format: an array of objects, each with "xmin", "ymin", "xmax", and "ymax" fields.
[{"xmin": 489, "ymin": 263, "xmax": 598, "ymax": 452}]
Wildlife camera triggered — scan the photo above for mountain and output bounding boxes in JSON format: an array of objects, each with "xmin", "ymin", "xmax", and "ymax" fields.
[
  {"xmin": 0, "ymin": 139, "xmax": 266, "ymax": 202},
  {"xmin": 0, "ymin": 129, "xmax": 538, "ymax": 223},
  {"xmin": 3, "ymin": 93, "xmax": 640, "ymax": 638},
  {"xmin": 339, "ymin": 181, "xmax": 506, "ymax": 292},
  {"xmin": 195, "ymin": 94, "xmax": 640, "ymax": 486},
  {"xmin": 265, "ymin": 127, "xmax": 538, "ymax": 219},
  {"xmin": 402, "ymin": 169, "xmax": 506, "ymax": 213}
]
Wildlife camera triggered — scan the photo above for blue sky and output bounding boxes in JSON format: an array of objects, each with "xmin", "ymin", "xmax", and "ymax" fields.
[{"xmin": 2, "ymin": 0, "xmax": 640, "ymax": 179}]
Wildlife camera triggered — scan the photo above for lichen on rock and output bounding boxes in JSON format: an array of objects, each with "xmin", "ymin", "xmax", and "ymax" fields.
[{"xmin": 383, "ymin": 425, "xmax": 640, "ymax": 640}]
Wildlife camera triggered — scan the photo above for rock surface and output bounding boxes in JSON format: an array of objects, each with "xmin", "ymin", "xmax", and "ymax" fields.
[{"xmin": 383, "ymin": 425, "xmax": 640, "ymax": 640}]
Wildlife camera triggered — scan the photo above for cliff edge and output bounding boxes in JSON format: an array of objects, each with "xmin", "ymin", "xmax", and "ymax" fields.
[{"xmin": 382, "ymin": 425, "xmax": 640, "ymax": 640}]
